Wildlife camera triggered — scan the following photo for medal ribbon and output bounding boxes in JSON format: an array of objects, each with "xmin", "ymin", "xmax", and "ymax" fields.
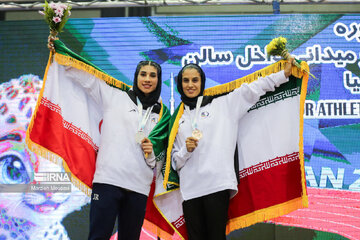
[
  {"xmin": 184, "ymin": 96, "xmax": 203, "ymax": 131},
  {"xmin": 137, "ymin": 97, "xmax": 154, "ymax": 132}
]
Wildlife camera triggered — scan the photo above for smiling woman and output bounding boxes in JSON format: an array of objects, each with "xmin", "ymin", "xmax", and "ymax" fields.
[
  {"xmin": 132, "ymin": 61, "xmax": 162, "ymax": 109},
  {"xmin": 31, "ymin": 53, "xmax": 169, "ymax": 240},
  {"xmin": 181, "ymin": 68, "xmax": 201, "ymax": 98},
  {"xmin": 137, "ymin": 65, "xmax": 158, "ymax": 96},
  {"xmin": 170, "ymin": 60, "xmax": 294, "ymax": 240}
]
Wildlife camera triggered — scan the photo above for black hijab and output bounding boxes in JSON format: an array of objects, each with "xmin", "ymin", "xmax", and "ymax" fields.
[
  {"xmin": 177, "ymin": 63, "xmax": 214, "ymax": 109},
  {"xmin": 127, "ymin": 61, "xmax": 162, "ymax": 113}
]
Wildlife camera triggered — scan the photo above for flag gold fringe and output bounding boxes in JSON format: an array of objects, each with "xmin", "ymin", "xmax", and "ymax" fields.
[
  {"xmin": 165, "ymin": 60, "xmax": 309, "ymax": 189},
  {"xmin": 299, "ymin": 62, "xmax": 310, "ymax": 208},
  {"xmin": 159, "ymin": 99, "xmax": 164, "ymax": 119},
  {"xmin": 26, "ymin": 138, "xmax": 93, "ymax": 196},
  {"xmin": 55, "ymin": 53, "xmax": 131, "ymax": 91},
  {"xmin": 164, "ymin": 102, "xmax": 184, "ymax": 190},
  {"xmin": 226, "ymin": 196, "xmax": 305, "ymax": 234},
  {"xmin": 142, "ymin": 219, "xmax": 174, "ymax": 240},
  {"xmin": 26, "ymin": 51, "xmax": 93, "ymax": 196},
  {"xmin": 26, "ymin": 52, "xmax": 52, "ymax": 146},
  {"xmin": 204, "ymin": 60, "xmax": 306, "ymax": 96},
  {"xmin": 26, "ymin": 51, "xmax": 168, "ymax": 197},
  {"xmin": 224, "ymin": 61, "xmax": 310, "ymax": 232},
  {"xmin": 162, "ymin": 60, "xmax": 310, "ymax": 238},
  {"xmin": 153, "ymin": 188, "xmax": 187, "ymax": 240}
]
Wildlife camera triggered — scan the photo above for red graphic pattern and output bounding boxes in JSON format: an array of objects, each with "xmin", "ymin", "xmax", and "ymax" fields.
[{"xmin": 270, "ymin": 187, "xmax": 360, "ymax": 240}]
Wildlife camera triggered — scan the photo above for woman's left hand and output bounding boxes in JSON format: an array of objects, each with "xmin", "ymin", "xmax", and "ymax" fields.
[
  {"xmin": 141, "ymin": 138, "xmax": 153, "ymax": 155},
  {"xmin": 47, "ymin": 35, "xmax": 57, "ymax": 52},
  {"xmin": 284, "ymin": 56, "xmax": 295, "ymax": 78}
]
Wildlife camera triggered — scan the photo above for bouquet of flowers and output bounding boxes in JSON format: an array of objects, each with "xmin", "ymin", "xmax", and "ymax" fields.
[
  {"xmin": 39, "ymin": 1, "xmax": 71, "ymax": 39},
  {"xmin": 266, "ymin": 36, "xmax": 315, "ymax": 78}
]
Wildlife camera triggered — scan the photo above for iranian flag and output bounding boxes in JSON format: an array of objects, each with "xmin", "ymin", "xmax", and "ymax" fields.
[
  {"xmin": 153, "ymin": 60, "xmax": 309, "ymax": 239},
  {"xmin": 26, "ymin": 40, "xmax": 173, "ymax": 238}
]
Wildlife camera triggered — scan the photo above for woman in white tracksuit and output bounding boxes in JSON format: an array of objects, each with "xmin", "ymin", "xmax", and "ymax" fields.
[
  {"xmin": 64, "ymin": 60, "xmax": 167, "ymax": 240},
  {"xmin": 171, "ymin": 58, "xmax": 294, "ymax": 240}
]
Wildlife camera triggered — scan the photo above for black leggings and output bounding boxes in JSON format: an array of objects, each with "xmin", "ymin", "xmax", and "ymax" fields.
[
  {"xmin": 182, "ymin": 190, "xmax": 230, "ymax": 240},
  {"xmin": 88, "ymin": 183, "xmax": 148, "ymax": 240}
]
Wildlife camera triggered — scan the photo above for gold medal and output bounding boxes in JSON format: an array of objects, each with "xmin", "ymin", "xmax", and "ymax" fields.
[
  {"xmin": 135, "ymin": 131, "xmax": 146, "ymax": 144},
  {"xmin": 192, "ymin": 129, "xmax": 203, "ymax": 140}
]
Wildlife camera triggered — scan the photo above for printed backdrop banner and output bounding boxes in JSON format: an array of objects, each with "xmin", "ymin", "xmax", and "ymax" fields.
[{"xmin": 0, "ymin": 14, "xmax": 359, "ymax": 240}]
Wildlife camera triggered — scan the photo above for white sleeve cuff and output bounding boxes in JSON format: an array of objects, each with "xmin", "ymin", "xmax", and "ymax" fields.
[
  {"xmin": 145, "ymin": 151, "xmax": 156, "ymax": 169},
  {"xmin": 276, "ymin": 70, "xmax": 289, "ymax": 87},
  {"xmin": 180, "ymin": 145, "xmax": 193, "ymax": 160},
  {"xmin": 172, "ymin": 146, "xmax": 192, "ymax": 171}
]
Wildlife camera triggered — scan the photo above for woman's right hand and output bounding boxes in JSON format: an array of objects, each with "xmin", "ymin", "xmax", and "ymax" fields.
[
  {"xmin": 47, "ymin": 35, "xmax": 57, "ymax": 52},
  {"xmin": 186, "ymin": 137, "xmax": 198, "ymax": 152},
  {"xmin": 284, "ymin": 56, "xmax": 295, "ymax": 78}
]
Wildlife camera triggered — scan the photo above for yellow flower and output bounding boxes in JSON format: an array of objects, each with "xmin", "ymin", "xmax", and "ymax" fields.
[
  {"xmin": 279, "ymin": 36, "xmax": 287, "ymax": 45},
  {"xmin": 266, "ymin": 37, "xmax": 316, "ymax": 79},
  {"xmin": 266, "ymin": 36, "xmax": 288, "ymax": 56},
  {"xmin": 266, "ymin": 41, "xmax": 276, "ymax": 54}
]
